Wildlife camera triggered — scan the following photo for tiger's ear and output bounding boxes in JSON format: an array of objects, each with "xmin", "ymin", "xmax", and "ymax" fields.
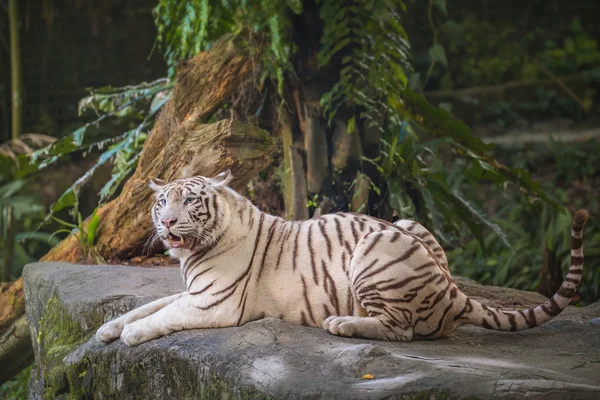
[
  {"xmin": 211, "ymin": 170, "xmax": 233, "ymax": 188},
  {"xmin": 149, "ymin": 177, "xmax": 166, "ymax": 192}
]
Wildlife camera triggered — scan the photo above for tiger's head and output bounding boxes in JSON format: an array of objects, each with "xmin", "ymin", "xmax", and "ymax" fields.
[{"xmin": 149, "ymin": 170, "xmax": 233, "ymax": 256}]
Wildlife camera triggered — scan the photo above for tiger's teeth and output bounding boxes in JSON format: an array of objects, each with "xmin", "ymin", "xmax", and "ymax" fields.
[{"xmin": 180, "ymin": 236, "xmax": 185, "ymax": 245}]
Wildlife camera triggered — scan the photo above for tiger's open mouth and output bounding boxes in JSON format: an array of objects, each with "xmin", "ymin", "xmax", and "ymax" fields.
[{"xmin": 167, "ymin": 233, "xmax": 189, "ymax": 249}]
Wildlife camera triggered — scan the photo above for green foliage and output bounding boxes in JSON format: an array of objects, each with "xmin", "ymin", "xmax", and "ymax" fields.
[
  {"xmin": 0, "ymin": 365, "xmax": 30, "ymax": 400},
  {"xmin": 51, "ymin": 207, "xmax": 104, "ymax": 264},
  {"xmin": 420, "ymin": 15, "xmax": 600, "ymax": 90},
  {"xmin": 153, "ymin": 0, "xmax": 412, "ymax": 130},
  {"xmin": 448, "ymin": 140, "xmax": 600, "ymax": 304},
  {"xmin": 153, "ymin": 0, "xmax": 298, "ymax": 81},
  {"xmin": 0, "ymin": 176, "xmax": 59, "ymax": 280},
  {"xmin": 306, "ymin": 193, "xmax": 320, "ymax": 210},
  {"xmin": 0, "ymin": 135, "xmax": 59, "ymax": 280},
  {"xmin": 361, "ymin": 90, "xmax": 565, "ymax": 255},
  {"xmin": 364, "ymin": 125, "xmax": 508, "ymax": 253},
  {"xmin": 29, "ymin": 78, "xmax": 172, "ymax": 229},
  {"xmin": 318, "ymin": 0, "xmax": 411, "ymax": 128}
]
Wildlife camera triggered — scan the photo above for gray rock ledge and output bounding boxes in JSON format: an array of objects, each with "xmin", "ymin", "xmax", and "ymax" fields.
[{"xmin": 23, "ymin": 262, "xmax": 600, "ymax": 399}]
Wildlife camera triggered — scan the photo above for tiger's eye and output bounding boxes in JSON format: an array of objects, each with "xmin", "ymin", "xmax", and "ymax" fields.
[
  {"xmin": 158, "ymin": 199, "xmax": 166, "ymax": 206},
  {"xmin": 184, "ymin": 197, "xmax": 194, "ymax": 205}
]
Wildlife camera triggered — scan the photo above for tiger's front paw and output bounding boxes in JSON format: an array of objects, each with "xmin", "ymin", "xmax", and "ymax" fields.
[
  {"xmin": 121, "ymin": 321, "xmax": 160, "ymax": 346},
  {"xmin": 96, "ymin": 319, "xmax": 124, "ymax": 343}
]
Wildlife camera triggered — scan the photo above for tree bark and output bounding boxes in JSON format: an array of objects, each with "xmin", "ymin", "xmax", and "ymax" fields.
[
  {"xmin": 293, "ymin": 88, "xmax": 329, "ymax": 194},
  {"xmin": 1, "ymin": 206, "xmax": 16, "ymax": 282},
  {"xmin": 9, "ymin": 0, "xmax": 22, "ymax": 140},
  {"xmin": 42, "ymin": 33, "xmax": 272, "ymax": 263},
  {"xmin": 0, "ymin": 279, "xmax": 32, "ymax": 384},
  {"xmin": 280, "ymin": 113, "xmax": 308, "ymax": 220}
]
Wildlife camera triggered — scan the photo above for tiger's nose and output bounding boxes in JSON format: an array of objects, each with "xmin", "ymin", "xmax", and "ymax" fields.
[{"xmin": 161, "ymin": 218, "xmax": 177, "ymax": 228}]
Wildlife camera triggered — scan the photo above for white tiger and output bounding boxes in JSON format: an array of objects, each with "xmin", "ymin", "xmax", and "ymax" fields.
[{"xmin": 96, "ymin": 170, "xmax": 588, "ymax": 346}]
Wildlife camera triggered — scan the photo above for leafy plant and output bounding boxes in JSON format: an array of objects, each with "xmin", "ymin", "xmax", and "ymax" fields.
[
  {"xmin": 28, "ymin": 78, "xmax": 172, "ymax": 229},
  {"xmin": 447, "ymin": 139, "xmax": 600, "ymax": 305},
  {"xmin": 51, "ymin": 207, "xmax": 104, "ymax": 264},
  {"xmin": 318, "ymin": 0, "xmax": 411, "ymax": 128},
  {"xmin": 0, "ymin": 365, "xmax": 30, "ymax": 400},
  {"xmin": 417, "ymin": 13, "xmax": 600, "ymax": 93},
  {"xmin": 364, "ymin": 124, "xmax": 509, "ymax": 252},
  {"xmin": 22, "ymin": 0, "xmax": 562, "ymax": 277},
  {"xmin": 0, "ymin": 179, "xmax": 59, "ymax": 280},
  {"xmin": 0, "ymin": 134, "xmax": 61, "ymax": 281}
]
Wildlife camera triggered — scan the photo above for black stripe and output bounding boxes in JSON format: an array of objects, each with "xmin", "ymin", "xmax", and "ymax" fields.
[
  {"xmin": 571, "ymin": 256, "xmax": 583, "ymax": 266},
  {"xmin": 292, "ymin": 223, "xmax": 301, "ymax": 271},
  {"xmin": 354, "ymin": 243, "xmax": 421, "ymax": 284},
  {"xmin": 420, "ymin": 302, "xmax": 453, "ymax": 337},
  {"xmin": 503, "ymin": 312, "xmax": 517, "ymax": 331},
  {"xmin": 541, "ymin": 297, "xmax": 562, "ymax": 317},
  {"xmin": 275, "ymin": 222, "xmax": 294, "ymax": 270},
  {"xmin": 210, "ymin": 213, "xmax": 265, "ymax": 298},
  {"xmin": 302, "ymin": 276, "xmax": 317, "ymax": 325},
  {"xmin": 189, "ymin": 280, "xmax": 215, "ymax": 295},
  {"xmin": 257, "ymin": 220, "xmax": 279, "ymax": 280},
  {"xmin": 481, "ymin": 319, "xmax": 493, "ymax": 329},
  {"xmin": 236, "ymin": 295, "xmax": 248, "ymax": 325},
  {"xmin": 379, "ymin": 272, "xmax": 432, "ymax": 292},
  {"xmin": 363, "ymin": 232, "xmax": 383, "ymax": 256},
  {"xmin": 334, "ymin": 218, "xmax": 344, "ymax": 247},
  {"xmin": 414, "ymin": 261, "xmax": 436, "ymax": 271},
  {"xmin": 307, "ymin": 224, "xmax": 319, "ymax": 285},
  {"xmin": 557, "ymin": 287, "xmax": 575, "ymax": 298},
  {"xmin": 350, "ymin": 221, "xmax": 359, "ymax": 245},
  {"xmin": 453, "ymin": 298, "xmax": 472, "ymax": 321},
  {"xmin": 318, "ymin": 220, "xmax": 332, "ymax": 261},
  {"xmin": 187, "ymin": 266, "xmax": 214, "ymax": 291}
]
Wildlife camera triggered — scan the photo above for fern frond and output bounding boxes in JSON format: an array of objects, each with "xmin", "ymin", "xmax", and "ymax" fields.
[{"xmin": 318, "ymin": 0, "xmax": 411, "ymax": 128}]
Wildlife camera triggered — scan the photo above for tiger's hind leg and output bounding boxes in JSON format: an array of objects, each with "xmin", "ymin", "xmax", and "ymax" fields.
[
  {"xmin": 323, "ymin": 230, "xmax": 446, "ymax": 341},
  {"xmin": 323, "ymin": 315, "xmax": 413, "ymax": 341}
]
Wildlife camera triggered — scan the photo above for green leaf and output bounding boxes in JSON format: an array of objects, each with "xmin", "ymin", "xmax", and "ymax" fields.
[
  {"xmin": 387, "ymin": 180, "xmax": 416, "ymax": 219},
  {"xmin": 49, "ymin": 188, "xmax": 77, "ymax": 216},
  {"xmin": 87, "ymin": 208, "xmax": 101, "ymax": 248},
  {"xmin": 428, "ymin": 43, "xmax": 448, "ymax": 67},
  {"xmin": 426, "ymin": 179, "xmax": 486, "ymax": 253},
  {"xmin": 433, "ymin": 0, "xmax": 447, "ymax": 16},
  {"xmin": 0, "ymin": 180, "xmax": 26, "ymax": 198},
  {"xmin": 49, "ymin": 229, "xmax": 73, "ymax": 243},
  {"xmin": 402, "ymin": 89, "xmax": 493, "ymax": 153},
  {"xmin": 16, "ymin": 231, "xmax": 61, "ymax": 246},
  {"xmin": 347, "ymin": 116, "xmax": 356, "ymax": 134},
  {"xmin": 418, "ymin": 184, "xmax": 452, "ymax": 245},
  {"xmin": 51, "ymin": 216, "xmax": 78, "ymax": 230}
]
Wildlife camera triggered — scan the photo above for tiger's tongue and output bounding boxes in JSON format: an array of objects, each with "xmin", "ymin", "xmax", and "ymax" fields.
[{"xmin": 169, "ymin": 234, "xmax": 185, "ymax": 248}]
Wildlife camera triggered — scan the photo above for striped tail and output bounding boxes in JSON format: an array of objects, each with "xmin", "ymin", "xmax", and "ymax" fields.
[{"xmin": 463, "ymin": 209, "xmax": 589, "ymax": 331}]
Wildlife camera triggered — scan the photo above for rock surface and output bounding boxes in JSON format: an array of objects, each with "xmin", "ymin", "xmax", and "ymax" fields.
[{"xmin": 23, "ymin": 262, "xmax": 600, "ymax": 399}]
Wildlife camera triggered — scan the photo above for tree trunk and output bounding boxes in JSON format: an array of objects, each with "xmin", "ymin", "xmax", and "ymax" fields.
[
  {"xmin": 42, "ymin": 33, "xmax": 272, "ymax": 263},
  {"xmin": 280, "ymin": 113, "xmax": 309, "ymax": 220},
  {"xmin": 1, "ymin": 206, "xmax": 16, "ymax": 282},
  {"xmin": 9, "ymin": 0, "xmax": 22, "ymax": 140},
  {"xmin": 293, "ymin": 88, "xmax": 329, "ymax": 194},
  {"xmin": 0, "ymin": 279, "xmax": 32, "ymax": 384}
]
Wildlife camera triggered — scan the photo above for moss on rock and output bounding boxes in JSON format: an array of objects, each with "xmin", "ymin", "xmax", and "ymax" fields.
[{"xmin": 36, "ymin": 296, "xmax": 89, "ymax": 399}]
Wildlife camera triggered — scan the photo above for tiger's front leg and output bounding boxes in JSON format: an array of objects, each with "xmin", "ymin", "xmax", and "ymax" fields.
[
  {"xmin": 96, "ymin": 292, "xmax": 185, "ymax": 343},
  {"xmin": 120, "ymin": 294, "xmax": 235, "ymax": 346}
]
